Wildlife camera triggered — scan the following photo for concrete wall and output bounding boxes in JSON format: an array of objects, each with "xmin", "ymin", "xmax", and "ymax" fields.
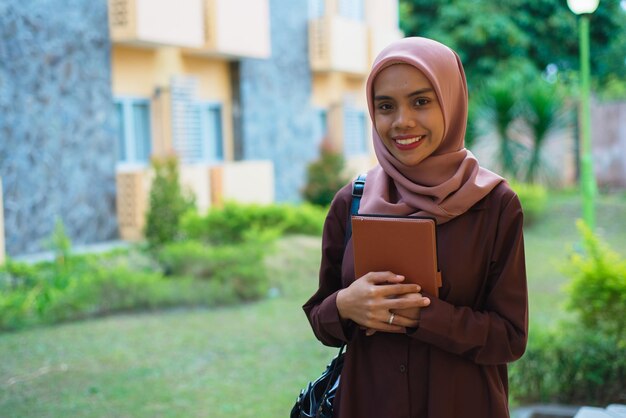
[
  {"xmin": 239, "ymin": 0, "xmax": 318, "ymax": 202},
  {"xmin": 591, "ymin": 100, "xmax": 626, "ymax": 189},
  {"xmin": 0, "ymin": 0, "xmax": 118, "ymax": 255}
]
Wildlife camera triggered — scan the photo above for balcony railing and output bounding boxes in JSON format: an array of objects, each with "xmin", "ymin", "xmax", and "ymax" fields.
[
  {"xmin": 109, "ymin": 0, "xmax": 205, "ymax": 48},
  {"xmin": 201, "ymin": 0, "xmax": 271, "ymax": 58},
  {"xmin": 108, "ymin": 0, "xmax": 270, "ymax": 59},
  {"xmin": 309, "ymin": 15, "xmax": 368, "ymax": 75}
]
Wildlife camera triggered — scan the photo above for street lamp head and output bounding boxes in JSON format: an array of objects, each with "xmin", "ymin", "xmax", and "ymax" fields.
[{"xmin": 567, "ymin": 0, "xmax": 600, "ymax": 15}]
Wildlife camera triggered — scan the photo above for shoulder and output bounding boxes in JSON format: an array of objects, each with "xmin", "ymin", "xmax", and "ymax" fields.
[
  {"xmin": 491, "ymin": 181, "xmax": 519, "ymax": 204},
  {"xmin": 486, "ymin": 180, "xmax": 524, "ymax": 222},
  {"xmin": 471, "ymin": 180, "xmax": 522, "ymax": 219}
]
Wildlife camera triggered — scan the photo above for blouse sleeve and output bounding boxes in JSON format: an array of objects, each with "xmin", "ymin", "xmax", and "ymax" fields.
[
  {"xmin": 408, "ymin": 191, "xmax": 528, "ymax": 365},
  {"xmin": 302, "ymin": 185, "xmax": 356, "ymax": 347}
]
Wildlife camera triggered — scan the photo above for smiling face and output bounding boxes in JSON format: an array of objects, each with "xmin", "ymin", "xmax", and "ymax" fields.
[{"xmin": 372, "ymin": 64, "xmax": 445, "ymax": 167}]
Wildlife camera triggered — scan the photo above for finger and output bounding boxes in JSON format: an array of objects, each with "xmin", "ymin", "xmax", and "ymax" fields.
[
  {"xmin": 380, "ymin": 284, "xmax": 422, "ymax": 297},
  {"xmin": 385, "ymin": 295, "xmax": 430, "ymax": 310},
  {"xmin": 364, "ymin": 271, "xmax": 406, "ymax": 285},
  {"xmin": 389, "ymin": 315, "xmax": 420, "ymax": 328}
]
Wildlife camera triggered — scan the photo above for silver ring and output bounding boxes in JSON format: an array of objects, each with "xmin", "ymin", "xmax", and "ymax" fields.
[{"xmin": 388, "ymin": 313, "xmax": 395, "ymax": 325}]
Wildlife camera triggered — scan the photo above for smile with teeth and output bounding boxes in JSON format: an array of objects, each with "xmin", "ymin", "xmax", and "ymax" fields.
[{"xmin": 395, "ymin": 135, "xmax": 424, "ymax": 145}]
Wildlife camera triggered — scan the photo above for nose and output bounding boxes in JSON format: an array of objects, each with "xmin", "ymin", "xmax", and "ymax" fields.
[{"xmin": 392, "ymin": 106, "xmax": 416, "ymax": 130}]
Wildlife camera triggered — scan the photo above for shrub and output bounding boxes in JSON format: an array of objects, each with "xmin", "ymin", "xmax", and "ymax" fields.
[
  {"xmin": 563, "ymin": 220, "xmax": 626, "ymax": 339},
  {"xmin": 157, "ymin": 240, "xmax": 270, "ymax": 301},
  {"xmin": 145, "ymin": 156, "xmax": 195, "ymax": 248},
  {"xmin": 0, "ymin": 243, "xmax": 270, "ymax": 332},
  {"xmin": 302, "ymin": 142, "xmax": 349, "ymax": 207},
  {"xmin": 181, "ymin": 202, "xmax": 326, "ymax": 245},
  {"xmin": 507, "ymin": 180, "xmax": 548, "ymax": 226},
  {"xmin": 510, "ymin": 221, "xmax": 626, "ymax": 405},
  {"xmin": 510, "ymin": 327, "xmax": 626, "ymax": 405}
]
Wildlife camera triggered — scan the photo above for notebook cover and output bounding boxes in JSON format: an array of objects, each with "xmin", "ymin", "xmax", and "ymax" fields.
[{"xmin": 351, "ymin": 215, "xmax": 441, "ymax": 297}]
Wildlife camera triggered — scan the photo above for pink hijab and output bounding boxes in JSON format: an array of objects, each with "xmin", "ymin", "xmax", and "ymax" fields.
[{"xmin": 359, "ymin": 37, "xmax": 503, "ymax": 224}]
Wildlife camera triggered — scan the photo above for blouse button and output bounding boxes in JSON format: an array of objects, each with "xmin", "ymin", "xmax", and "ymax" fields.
[{"xmin": 399, "ymin": 364, "xmax": 407, "ymax": 373}]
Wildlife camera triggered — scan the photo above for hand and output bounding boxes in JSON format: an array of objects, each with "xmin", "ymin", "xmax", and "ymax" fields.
[
  {"xmin": 364, "ymin": 292, "xmax": 430, "ymax": 336},
  {"xmin": 336, "ymin": 271, "xmax": 430, "ymax": 334}
]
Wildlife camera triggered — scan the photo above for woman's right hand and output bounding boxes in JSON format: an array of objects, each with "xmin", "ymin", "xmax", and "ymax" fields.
[{"xmin": 336, "ymin": 271, "xmax": 428, "ymax": 333}]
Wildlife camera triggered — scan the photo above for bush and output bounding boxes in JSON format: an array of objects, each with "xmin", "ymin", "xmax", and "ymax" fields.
[
  {"xmin": 302, "ymin": 142, "xmax": 349, "ymax": 207},
  {"xmin": 508, "ymin": 180, "xmax": 548, "ymax": 226},
  {"xmin": 181, "ymin": 202, "xmax": 326, "ymax": 245},
  {"xmin": 145, "ymin": 156, "xmax": 195, "ymax": 248},
  {"xmin": 510, "ymin": 221, "xmax": 626, "ymax": 405},
  {"xmin": 564, "ymin": 220, "xmax": 626, "ymax": 338},
  {"xmin": 157, "ymin": 240, "xmax": 271, "ymax": 301},
  {"xmin": 510, "ymin": 327, "xmax": 626, "ymax": 405},
  {"xmin": 0, "ymin": 244, "xmax": 270, "ymax": 332}
]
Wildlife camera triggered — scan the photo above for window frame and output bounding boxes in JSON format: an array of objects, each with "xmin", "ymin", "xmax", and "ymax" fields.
[
  {"xmin": 114, "ymin": 96, "xmax": 152, "ymax": 166},
  {"xmin": 198, "ymin": 101, "xmax": 225, "ymax": 164}
]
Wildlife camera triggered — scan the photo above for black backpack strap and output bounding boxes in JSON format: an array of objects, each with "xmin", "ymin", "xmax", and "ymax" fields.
[{"xmin": 344, "ymin": 173, "xmax": 367, "ymax": 246}]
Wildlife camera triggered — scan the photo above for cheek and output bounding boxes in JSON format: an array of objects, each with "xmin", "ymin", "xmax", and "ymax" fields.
[{"xmin": 373, "ymin": 115, "xmax": 390, "ymax": 137}]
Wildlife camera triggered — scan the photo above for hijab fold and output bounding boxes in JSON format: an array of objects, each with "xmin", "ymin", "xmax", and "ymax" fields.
[{"xmin": 359, "ymin": 37, "xmax": 503, "ymax": 224}]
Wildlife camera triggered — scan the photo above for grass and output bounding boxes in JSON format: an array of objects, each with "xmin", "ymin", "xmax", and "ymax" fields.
[
  {"xmin": 523, "ymin": 189, "xmax": 626, "ymax": 326},
  {"xmin": 0, "ymin": 191, "xmax": 625, "ymax": 417}
]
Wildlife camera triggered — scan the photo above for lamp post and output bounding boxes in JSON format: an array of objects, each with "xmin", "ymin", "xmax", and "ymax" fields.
[{"xmin": 567, "ymin": 0, "xmax": 598, "ymax": 230}]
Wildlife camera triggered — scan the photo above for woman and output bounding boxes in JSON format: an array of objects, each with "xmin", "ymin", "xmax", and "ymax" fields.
[{"xmin": 303, "ymin": 37, "xmax": 528, "ymax": 417}]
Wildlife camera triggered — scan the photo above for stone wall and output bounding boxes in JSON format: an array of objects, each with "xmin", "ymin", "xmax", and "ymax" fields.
[
  {"xmin": 239, "ymin": 0, "xmax": 317, "ymax": 202},
  {"xmin": 0, "ymin": 0, "xmax": 118, "ymax": 255}
]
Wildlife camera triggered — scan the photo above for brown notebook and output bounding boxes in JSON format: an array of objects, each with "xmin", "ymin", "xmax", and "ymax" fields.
[{"xmin": 351, "ymin": 215, "xmax": 442, "ymax": 297}]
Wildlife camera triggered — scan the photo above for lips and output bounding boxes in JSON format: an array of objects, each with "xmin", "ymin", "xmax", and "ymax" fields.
[{"xmin": 392, "ymin": 135, "xmax": 425, "ymax": 150}]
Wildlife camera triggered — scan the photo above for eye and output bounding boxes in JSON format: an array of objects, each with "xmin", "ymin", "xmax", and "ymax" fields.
[
  {"xmin": 414, "ymin": 97, "xmax": 430, "ymax": 106},
  {"xmin": 377, "ymin": 102, "xmax": 394, "ymax": 112}
]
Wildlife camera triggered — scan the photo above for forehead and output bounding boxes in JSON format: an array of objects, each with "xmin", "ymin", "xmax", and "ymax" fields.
[{"xmin": 372, "ymin": 63, "xmax": 433, "ymax": 94}]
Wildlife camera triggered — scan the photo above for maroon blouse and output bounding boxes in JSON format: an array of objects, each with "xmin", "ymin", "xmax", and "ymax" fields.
[{"xmin": 303, "ymin": 181, "xmax": 528, "ymax": 418}]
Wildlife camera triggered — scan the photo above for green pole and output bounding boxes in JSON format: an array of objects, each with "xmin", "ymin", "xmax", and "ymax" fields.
[{"xmin": 579, "ymin": 14, "xmax": 596, "ymax": 230}]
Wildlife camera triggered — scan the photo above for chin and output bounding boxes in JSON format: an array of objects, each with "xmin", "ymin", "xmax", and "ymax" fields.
[{"xmin": 395, "ymin": 155, "xmax": 426, "ymax": 167}]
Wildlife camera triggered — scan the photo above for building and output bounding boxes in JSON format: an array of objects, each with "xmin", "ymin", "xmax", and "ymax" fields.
[
  {"xmin": 110, "ymin": 0, "xmax": 402, "ymax": 239},
  {"xmin": 0, "ymin": 0, "xmax": 401, "ymax": 256}
]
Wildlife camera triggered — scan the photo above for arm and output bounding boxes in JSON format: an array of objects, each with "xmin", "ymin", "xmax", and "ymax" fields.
[
  {"xmin": 409, "ymin": 192, "xmax": 528, "ymax": 365},
  {"xmin": 303, "ymin": 185, "xmax": 355, "ymax": 347}
]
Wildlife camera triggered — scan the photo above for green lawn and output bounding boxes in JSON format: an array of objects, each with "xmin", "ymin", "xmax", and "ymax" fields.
[{"xmin": 1, "ymin": 191, "xmax": 625, "ymax": 417}]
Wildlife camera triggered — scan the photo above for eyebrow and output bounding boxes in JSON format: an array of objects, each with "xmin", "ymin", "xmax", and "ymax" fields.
[{"xmin": 374, "ymin": 88, "xmax": 435, "ymax": 101}]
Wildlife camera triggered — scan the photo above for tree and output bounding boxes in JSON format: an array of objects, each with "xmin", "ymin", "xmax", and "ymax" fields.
[{"xmin": 399, "ymin": 0, "xmax": 626, "ymax": 93}]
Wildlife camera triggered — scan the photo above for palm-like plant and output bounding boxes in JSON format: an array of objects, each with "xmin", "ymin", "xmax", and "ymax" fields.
[
  {"xmin": 478, "ymin": 77, "xmax": 522, "ymax": 177},
  {"xmin": 520, "ymin": 79, "xmax": 565, "ymax": 183}
]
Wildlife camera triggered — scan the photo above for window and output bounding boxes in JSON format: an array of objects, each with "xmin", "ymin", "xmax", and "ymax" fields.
[
  {"xmin": 313, "ymin": 108, "xmax": 328, "ymax": 147},
  {"xmin": 170, "ymin": 77, "xmax": 224, "ymax": 164},
  {"xmin": 308, "ymin": 0, "xmax": 325, "ymax": 19},
  {"xmin": 338, "ymin": 0, "xmax": 364, "ymax": 21},
  {"xmin": 199, "ymin": 103, "xmax": 224, "ymax": 162},
  {"xmin": 115, "ymin": 98, "xmax": 152, "ymax": 164},
  {"xmin": 343, "ymin": 107, "xmax": 367, "ymax": 157}
]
